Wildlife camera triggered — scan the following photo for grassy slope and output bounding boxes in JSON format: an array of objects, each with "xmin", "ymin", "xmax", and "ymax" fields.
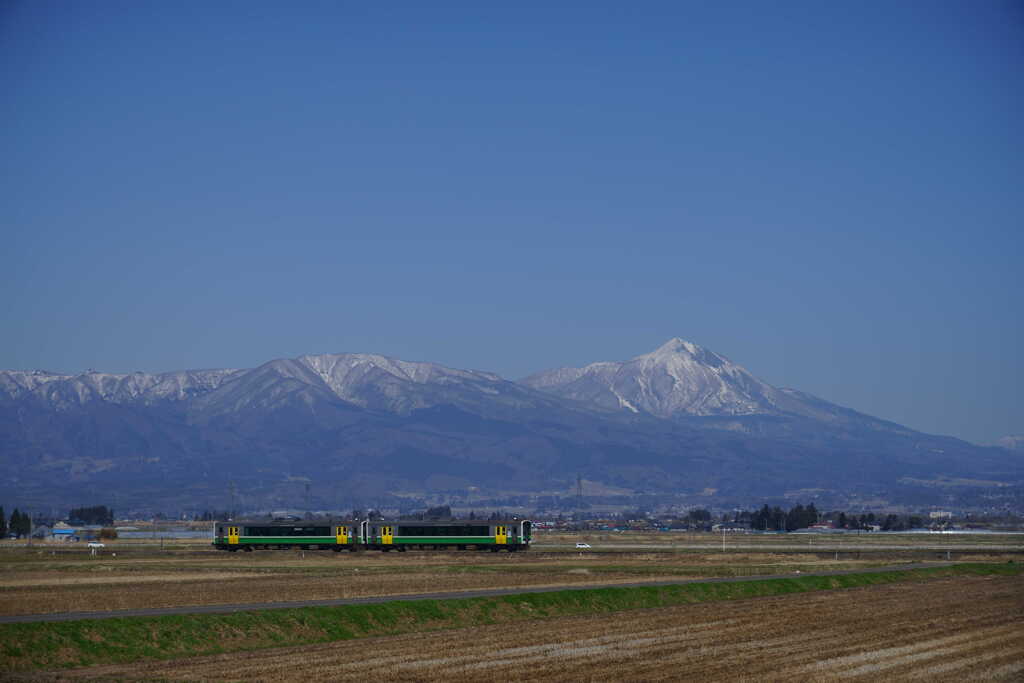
[{"xmin": 2, "ymin": 563, "xmax": 1020, "ymax": 672}]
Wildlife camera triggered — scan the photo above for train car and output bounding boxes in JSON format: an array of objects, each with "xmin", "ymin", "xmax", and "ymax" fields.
[
  {"xmin": 364, "ymin": 519, "xmax": 532, "ymax": 552},
  {"xmin": 213, "ymin": 518, "xmax": 360, "ymax": 551},
  {"xmin": 213, "ymin": 518, "xmax": 531, "ymax": 552}
]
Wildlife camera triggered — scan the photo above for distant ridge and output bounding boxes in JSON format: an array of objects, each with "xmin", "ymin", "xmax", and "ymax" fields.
[{"xmin": 1, "ymin": 340, "xmax": 1020, "ymax": 512}]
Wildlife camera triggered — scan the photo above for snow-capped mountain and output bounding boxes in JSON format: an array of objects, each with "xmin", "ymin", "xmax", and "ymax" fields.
[
  {"xmin": 0, "ymin": 353, "xmax": 578, "ymax": 421},
  {"xmin": 523, "ymin": 338, "xmax": 795, "ymax": 417},
  {"xmin": 292, "ymin": 353, "xmax": 516, "ymax": 415},
  {"xmin": 0, "ymin": 368, "xmax": 242, "ymax": 408},
  {"xmin": 1, "ymin": 342, "xmax": 1020, "ymax": 512},
  {"xmin": 185, "ymin": 353, "xmax": 504, "ymax": 424}
]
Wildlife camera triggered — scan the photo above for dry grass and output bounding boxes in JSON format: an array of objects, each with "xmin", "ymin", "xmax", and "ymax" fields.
[
  {"xmin": 26, "ymin": 573, "xmax": 1024, "ymax": 681},
  {"xmin": 2, "ymin": 533, "xmax": 1019, "ymax": 617},
  {"xmin": 1, "ymin": 572, "xmax": 258, "ymax": 588},
  {"xmin": 0, "ymin": 569, "xmax": 673, "ymax": 616},
  {"xmin": 0, "ymin": 545, "xmax": 908, "ymax": 616}
]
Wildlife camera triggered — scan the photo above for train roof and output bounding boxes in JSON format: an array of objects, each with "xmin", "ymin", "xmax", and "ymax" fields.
[
  {"xmin": 218, "ymin": 518, "xmax": 529, "ymax": 525},
  {"xmin": 386, "ymin": 519, "xmax": 529, "ymax": 525},
  {"xmin": 218, "ymin": 518, "xmax": 356, "ymax": 524}
]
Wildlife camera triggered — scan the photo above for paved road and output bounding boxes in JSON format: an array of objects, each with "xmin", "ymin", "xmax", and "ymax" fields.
[{"xmin": 0, "ymin": 562, "xmax": 954, "ymax": 625}]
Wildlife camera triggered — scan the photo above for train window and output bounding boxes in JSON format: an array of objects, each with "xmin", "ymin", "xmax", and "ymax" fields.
[{"xmin": 395, "ymin": 525, "xmax": 489, "ymax": 536}]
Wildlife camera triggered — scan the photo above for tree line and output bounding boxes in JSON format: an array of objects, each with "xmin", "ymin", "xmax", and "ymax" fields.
[
  {"xmin": 68, "ymin": 505, "xmax": 114, "ymax": 525},
  {"xmin": 748, "ymin": 503, "xmax": 820, "ymax": 531},
  {"xmin": 741, "ymin": 504, "xmax": 924, "ymax": 531},
  {"xmin": 834, "ymin": 511, "xmax": 924, "ymax": 531},
  {"xmin": 192, "ymin": 510, "xmax": 234, "ymax": 521},
  {"xmin": 0, "ymin": 507, "xmax": 32, "ymax": 538}
]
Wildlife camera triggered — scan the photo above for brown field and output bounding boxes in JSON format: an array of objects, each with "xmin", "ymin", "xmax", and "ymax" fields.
[
  {"xmin": 1, "ymin": 530, "xmax": 1020, "ymax": 617},
  {"xmin": 26, "ymin": 573, "xmax": 1024, "ymax": 681},
  {"xmin": 0, "ymin": 546, "xmax": 897, "ymax": 616},
  {"xmin": 542, "ymin": 530, "xmax": 1024, "ymax": 548}
]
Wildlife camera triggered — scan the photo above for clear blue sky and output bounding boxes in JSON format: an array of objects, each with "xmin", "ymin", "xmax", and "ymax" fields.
[{"xmin": 2, "ymin": 1, "xmax": 1021, "ymax": 444}]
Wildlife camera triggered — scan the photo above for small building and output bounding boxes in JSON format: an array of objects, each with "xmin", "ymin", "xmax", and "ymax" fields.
[{"xmin": 51, "ymin": 521, "xmax": 78, "ymax": 542}]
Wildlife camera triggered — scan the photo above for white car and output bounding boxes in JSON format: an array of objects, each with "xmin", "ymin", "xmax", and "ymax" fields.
[
  {"xmin": 87, "ymin": 542, "xmax": 105, "ymax": 549},
  {"xmin": 575, "ymin": 542, "xmax": 591, "ymax": 549}
]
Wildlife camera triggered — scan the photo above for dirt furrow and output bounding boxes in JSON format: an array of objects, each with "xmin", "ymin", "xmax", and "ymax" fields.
[
  {"xmin": 803, "ymin": 627, "xmax": 1003, "ymax": 675},
  {"xmin": 832, "ymin": 627, "xmax": 1016, "ymax": 677},
  {"xmin": 872, "ymin": 631, "xmax": 1024, "ymax": 681},
  {"xmin": 906, "ymin": 642, "xmax": 1024, "ymax": 680},
  {"xmin": 986, "ymin": 660, "xmax": 1024, "ymax": 679},
  {"xmin": 33, "ymin": 573, "xmax": 1024, "ymax": 682}
]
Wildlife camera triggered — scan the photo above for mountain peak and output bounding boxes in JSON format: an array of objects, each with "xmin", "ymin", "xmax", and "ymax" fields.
[
  {"xmin": 647, "ymin": 337, "xmax": 700, "ymax": 357},
  {"xmin": 523, "ymin": 338, "xmax": 785, "ymax": 417}
]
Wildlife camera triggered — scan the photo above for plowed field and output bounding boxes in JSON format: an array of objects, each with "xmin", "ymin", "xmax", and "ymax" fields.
[
  {"xmin": 36, "ymin": 573, "xmax": 1023, "ymax": 681},
  {"xmin": 0, "ymin": 551, "xmax": 891, "ymax": 616}
]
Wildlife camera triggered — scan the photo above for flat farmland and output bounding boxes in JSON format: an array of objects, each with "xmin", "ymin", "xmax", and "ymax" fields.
[
  {"xmin": 1, "ymin": 531, "xmax": 1019, "ymax": 617},
  {"xmin": 0, "ymin": 546, "xmax": 898, "ymax": 617},
  {"xmin": 539, "ymin": 530, "xmax": 1024, "ymax": 554},
  {"xmin": 25, "ymin": 572, "xmax": 1024, "ymax": 681}
]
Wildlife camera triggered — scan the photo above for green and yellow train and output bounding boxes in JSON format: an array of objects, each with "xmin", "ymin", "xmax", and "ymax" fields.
[{"xmin": 213, "ymin": 518, "xmax": 532, "ymax": 552}]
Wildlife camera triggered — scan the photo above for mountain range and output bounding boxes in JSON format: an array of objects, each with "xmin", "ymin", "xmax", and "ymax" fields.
[{"xmin": 1, "ymin": 339, "xmax": 1019, "ymax": 513}]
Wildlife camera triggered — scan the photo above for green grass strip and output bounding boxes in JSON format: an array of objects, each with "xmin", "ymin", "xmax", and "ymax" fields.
[{"xmin": 1, "ymin": 563, "xmax": 1019, "ymax": 672}]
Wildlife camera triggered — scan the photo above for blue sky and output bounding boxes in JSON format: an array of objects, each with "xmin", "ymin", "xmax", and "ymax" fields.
[{"xmin": 2, "ymin": 1, "xmax": 1021, "ymax": 443}]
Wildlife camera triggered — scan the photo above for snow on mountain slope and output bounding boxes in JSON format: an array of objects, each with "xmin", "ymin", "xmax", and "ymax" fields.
[
  {"xmin": 0, "ymin": 354, "xmax": 502, "ymax": 407},
  {"xmin": 299, "ymin": 353, "xmax": 504, "ymax": 409},
  {"xmin": 0, "ymin": 343, "xmax": 905, "ymax": 430},
  {"xmin": 0, "ymin": 352, "xmax": 563, "ymax": 421},
  {"xmin": 3, "ymin": 343, "xmax": 1019, "ymax": 512},
  {"xmin": 300, "ymin": 353, "xmax": 502, "ymax": 389},
  {"xmin": 187, "ymin": 353, "xmax": 520, "ymax": 418},
  {"xmin": 521, "ymin": 338, "xmax": 788, "ymax": 417},
  {"xmin": 0, "ymin": 368, "xmax": 242, "ymax": 407}
]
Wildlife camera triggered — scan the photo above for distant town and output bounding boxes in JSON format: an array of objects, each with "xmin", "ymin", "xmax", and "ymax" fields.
[{"xmin": 4, "ymin": 501, "xmax": 1022, "ymax": 545}]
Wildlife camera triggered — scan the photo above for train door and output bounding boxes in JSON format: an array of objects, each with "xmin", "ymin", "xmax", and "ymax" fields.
[
  {"xmin": 520, "ymin": 520, "xmax": 532, "ymax": 545},
  {"xmin": 228, "ymin": 525, "xmax": 239, "ymax": 545},
  {"xmin": 382, "ymin": 525, "xmax": 393, "ymax": 545},
  {"xmin": 495, "ymin": 524, "xmax": 507, "ymax": 545},
  {"xmin": 360, "ymin": 520, "xmax": 368, "ymax": 545},
  {"xmin": 335, "ymin": 525, "xmax": 348, "ymax": 545}
]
